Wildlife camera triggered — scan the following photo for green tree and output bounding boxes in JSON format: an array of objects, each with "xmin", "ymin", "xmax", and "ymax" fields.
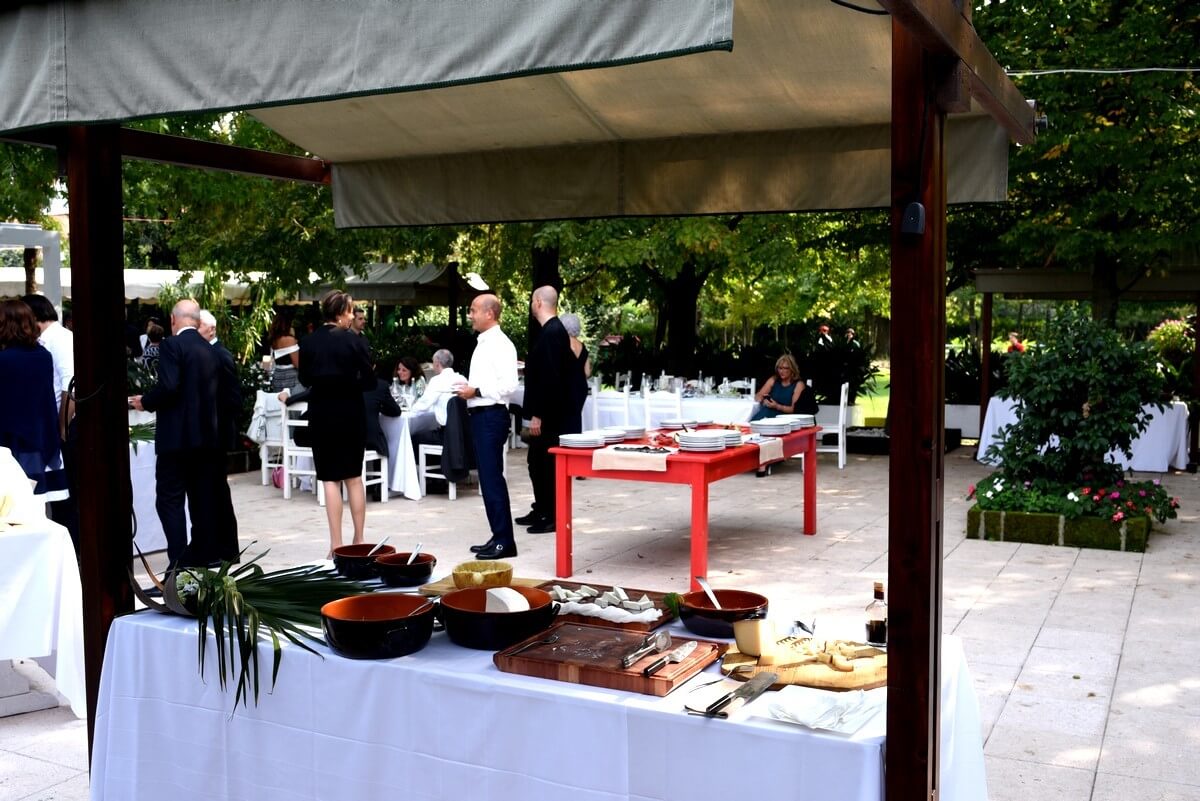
[{"xmin": 0, "ymin": 141, "xmax": 59, "ymax": 293}]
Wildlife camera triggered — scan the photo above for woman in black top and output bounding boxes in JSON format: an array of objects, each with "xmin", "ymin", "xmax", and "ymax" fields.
[{"xmin": 299, "ymin": 291, "xmax": 375, "ymax": 554}]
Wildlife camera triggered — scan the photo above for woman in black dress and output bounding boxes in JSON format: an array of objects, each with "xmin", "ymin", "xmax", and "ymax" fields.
[{"xmin": 299, "ymin": 291, "xmax": 376, "ymax": 554}]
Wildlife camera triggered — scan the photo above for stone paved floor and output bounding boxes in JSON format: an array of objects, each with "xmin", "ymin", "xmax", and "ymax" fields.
[{"xmin": 2, "ymin": 444, "xmax": 1198, "ymax": 800}]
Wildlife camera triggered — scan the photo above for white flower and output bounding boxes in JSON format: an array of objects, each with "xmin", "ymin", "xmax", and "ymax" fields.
[
  {"xmin": 985, "ymin": 490, "xmax": 994, "ymax": 499},
  {"xmin": 1067, "ymin": 492, "xmax": 1079, "ymax": 502}
]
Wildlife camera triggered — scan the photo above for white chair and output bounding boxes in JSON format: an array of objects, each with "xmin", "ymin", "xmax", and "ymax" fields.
[
  {"xmin": 729, "ymin": 377, "xmax": 757, "ymax": 397},
  {"xmin": 361, "ymin": 449, "xmax": 389, "ymax": 503},
  {"xmin": 615, "ymin": 371, "xmax": 632, "ymax": 391},
  {"xmin": 643, "ymin": 389, "xmax": 683, "ymax": 430},
  {"xmin": 815, "ymin": 381, "xmax": 849, "ymax": 469},
  {"xmin": 418, "ymin": 442, "xmax": 506, "ymax": 500},
  {"xmin": 281, "ymin": 402, "xmax": 323, "ymax": 505},
  {"xmin": 257, "ymin": 391, "xmax": 285, "ymax": 485},
  {"xmin": 592, "ymin": 385, "xmax": 632, "ymax": 429}
]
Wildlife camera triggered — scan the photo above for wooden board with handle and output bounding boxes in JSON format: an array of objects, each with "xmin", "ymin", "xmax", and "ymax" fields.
[
  {"xmin": 535, "ymin": 580, "xmax": 677, "ymax": 632},
  {"xmin": 494, "ymin": 622, "xmax": 725, "ymax": 697}
]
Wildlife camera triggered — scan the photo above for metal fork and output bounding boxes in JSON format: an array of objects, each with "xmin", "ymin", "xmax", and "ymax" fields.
[{"xmin": 508, "ymin": 632, "xmax": 560, "ymax": 656}]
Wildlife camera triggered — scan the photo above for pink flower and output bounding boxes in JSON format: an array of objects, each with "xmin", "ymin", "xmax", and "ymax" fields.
[
  {"xmin": 1171, "ymin": 498, "xmax": 1180, "ymax": 508},
  {"xmin": 1110, "ymin": 491, "xmax": 1120, "ymax": 500},
  {"xmin": 1112, "ymin": 511, "xmax": 1125, "ymax": 522},
  {"xmin": 1093, "ymin": 495, "xmax": 1101, "ymax": 503},
  {"xmin": 1117, "ymin": 480, "xmax": 1125, "ymax": 488},
  {"xmin": 967, "ymin": 484, "xmax": 976, "ymax": 499},
  {"xmin": 1153, "ymin": 479, "xmax": 1161, "ymax": 486},
  {"xmin": 1082, "ymin": 487, "xmax": 1092, "ymax": 495},
  {"xmin": 1139, "ymin": 490, "xmax": 1147, "ymax": 498}
]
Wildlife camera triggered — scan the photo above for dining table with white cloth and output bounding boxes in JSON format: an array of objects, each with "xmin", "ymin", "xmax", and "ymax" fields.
[
  {"xmin": 89, "ymin": 608, "xmax": 987, "ymax": 801},
  {"xmin": 510, "ymin": 386, "xmax": 758, "ymax": 430},
  {"xmin": 0, "ymin": 517, "xmax": 86, "ymax": 718},
  {"xmin": 380, "ymin": 410, "xmax": 439, "ymax": 499},
  {"xmin": 127, "ymin": 409, "xmax": 188, "ymax": 554},
  {"xmin": 977, "ymin": 396, "xmax": 1191, "ymax": 472}
]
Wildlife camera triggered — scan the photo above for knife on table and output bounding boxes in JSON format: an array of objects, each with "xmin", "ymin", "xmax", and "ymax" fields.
[
  {"xmin": 704, "ymin": 672, "xmax": 778, "ymax": 717},
  {"xmin": 642, "ymin": 639, "xmax": 698, "ymax": 676},
  {"xmin": 620, "ymin": 629, "xmax": 672, "ymax": 669}
]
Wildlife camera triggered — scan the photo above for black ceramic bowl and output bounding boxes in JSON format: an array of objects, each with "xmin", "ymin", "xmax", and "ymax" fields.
[
  {"xmin": 332, "ymin": 543, "xmax": 396, "ymax": 579},
  {"xmin": 320, "ymin": 593, "xmax": 435, "ymax": 659},
  {"xmin": 678, "ymin": 589, "xmax": 769, "ymax": 639},
  {"xmin": 437, "ymin": 586, "xmax": 557, "ymax": 650},
  {"xmin": 374, "ymin": 552, "xmax": 437, "ymax": 587}
]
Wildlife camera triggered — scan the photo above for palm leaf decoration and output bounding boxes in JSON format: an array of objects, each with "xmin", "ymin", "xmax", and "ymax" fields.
[
  {"xmin": 128, "ymin": 421, "xmax": 156, "ymax": 453},
  {"xmin": 132, "ymin": 546, "xmax": 373, "ymax": 709}
]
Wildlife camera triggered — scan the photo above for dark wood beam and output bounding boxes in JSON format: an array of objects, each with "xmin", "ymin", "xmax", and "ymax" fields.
[
  {"xmin": 3, "ymin": 127, "xmax": 329, "ymax": 184},
  {"xmin": 65, "ymin": 124, "xmax": 135, "ymax": 756},
  {"xmin": 888, "ymin": 14, "xmax": 949, "ymax": 801},
  {"xmin": 878, "ymin": 0, "xmax": 1036, "ymax": 145}
]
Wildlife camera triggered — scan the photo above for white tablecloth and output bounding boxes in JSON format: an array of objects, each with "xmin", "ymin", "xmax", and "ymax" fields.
[
  {"xmin": 977, "ymin": 397, "xmax": 1191, "ymax": 472},
  {"xmin": 128, "ymin": 410, "xmax": 191, "ymax": 554},
  {"xmin": 380, "ymin": 411, "xmax": 439, "ymax": 499},
  {"xmin": 510, "ymin": 387, "xmax": 756, "ymax": 430},
  {"xmin": 0, "ymin": 520, "xmax": 86, "ymax": 718},
  {"xmin": 90, "ymin": 612, "xmax": 985, "ymax": 801}
]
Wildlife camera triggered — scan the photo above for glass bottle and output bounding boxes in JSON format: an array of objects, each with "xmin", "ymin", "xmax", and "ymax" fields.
[
  {"xmin": 390, "ymin": 377, "xmax": 402, "ymax": 403},
  {"xmin": 865, "ymin": 581, "xmax": 887, "ymax": 645}
]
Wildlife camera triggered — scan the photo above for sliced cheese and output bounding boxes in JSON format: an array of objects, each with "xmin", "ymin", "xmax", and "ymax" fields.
[
  {"xmin": 577, "ymin": 585, "xmax": 599, "ymax": 598},
  {"xmin": 733, "ymin": 619, "xmax": 775, "ymax": 657},
  {"xmin": 484, "ymin": 587, "xmax": 531, "ymax": 613},
  {"xmin": 613, "ymin": 586, "xmax": 629, "ymax": 601}
]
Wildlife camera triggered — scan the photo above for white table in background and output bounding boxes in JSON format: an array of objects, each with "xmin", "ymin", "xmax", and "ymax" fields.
[
  {"xmin": 0, "ymin": 519, "xmax": 86, "ymax": 718},
  {"xmin": 380, "ymin": 410, "xmax": 439, "ymax": 500},
  {"xmin": 90, "ymin": 611, "xmax": 986, "ymax": 801},
  {"xmin": 977, "ymin": 396, "xmax": 1190, "ymax": 472},
  {"xmin": 127, "ymin": 410, "xmax": 189, "ymax": 554}
]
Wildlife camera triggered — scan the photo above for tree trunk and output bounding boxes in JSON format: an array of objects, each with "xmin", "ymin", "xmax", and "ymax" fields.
[
  {"xmin": 527, "ymin": 240, "xmax": 561, "ymax": 352},
  {"xmin": 23, "ymin": 246, "xmax": 38, "ymax": 295},
  {"xmin": 663, "ymin": 259, "xmax": 703, "ymax": 376},
  {"xmin": 1091, "ymin": 256, "xmax": 1120, "ymax": 325}
]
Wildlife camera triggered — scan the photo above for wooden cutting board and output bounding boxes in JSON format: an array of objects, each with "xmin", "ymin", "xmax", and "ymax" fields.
[
  {"xmin": 535, "ymin": 580, "xmax": 677, "ymax": 632},
  {"xmin": 494, "ymin": 622, "xmax": 725, "ymax": 697},
  {"xmin": 720, "ymin": 638, "xmax": 887, "ymax": 691},
  {"xmin": 418, "ymin": 575, "xmax": 545, "ymax": 597}
]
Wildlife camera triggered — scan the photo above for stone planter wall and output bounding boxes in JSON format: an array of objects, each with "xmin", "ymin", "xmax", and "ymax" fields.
[{"xmin": 965, "ymin": 505, "xmax": 1149, "ymax": 552}]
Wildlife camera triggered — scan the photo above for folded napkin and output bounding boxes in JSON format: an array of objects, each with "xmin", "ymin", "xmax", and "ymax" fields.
[
  {"xmin": 755, "ymin": 436, "xmax": 784, "ymax": 465},
  {"xmin": 555, "ymin": 599, "xmax": 663, "ymax": 624},
  {"xmin": 765, "ymin": 686, "xmax": 886, "ymax": 734},
  {"xmin": 592, "ymin": 446, "xmax": 673, "ymax": 472}
]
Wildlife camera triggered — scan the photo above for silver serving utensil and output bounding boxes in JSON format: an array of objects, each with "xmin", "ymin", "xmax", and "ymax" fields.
[
  {"xmin": 508, "ymin": 632, "xmax": 560, "ymax": 656},
  {"xmin": 620, "ymin": 629, "xmax": 672, "ymax": 669},
  {"xmin": 366, "ymin": 536, "xmax": 391, "ymax": 557},
  {"xmin": 694, "ymin": 576, "xmax": 722, "ymax": 609},
  {"xmin": 406, "ymin": 542, "xmax": 423, "ymax": 565}
]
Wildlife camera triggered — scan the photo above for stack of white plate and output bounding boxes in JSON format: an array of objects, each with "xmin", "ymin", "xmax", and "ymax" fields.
[
  {"xmin": 749, "ymin": 419, "xmax": 791, "ymax": 437},
  {"xmin": 623, "ymin": 425, "xmax": 646, "ymax": 440},
  {"xmin": 600, "ymin": 427, "xmax": 628, "ymax": 444},
  {"xmin": 722, "ymin": 430, "xmax": 744, "ymax": 447},
  {"xmin": 793, "ymin": 414, "xmax": 816, "ymax": 428},
  {"xmin": 559, "ymin": 432, "xmax": 606, "ymax": 448},
  {"xmin": 677, "ymin": 429, "xmax": 728, "ymax": 452},
  {"xmin": 773, "ymin": 414, "xmax": 808, "ymax": 431},
  {"xmin": 659, "ymin": 418, "xmax": 698, "ymax": 430}
]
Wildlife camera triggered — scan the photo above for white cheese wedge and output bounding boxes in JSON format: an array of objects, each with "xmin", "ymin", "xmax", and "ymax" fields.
[
  {"xmin": 485, "ymin": 587, "xmax": 531, "ymax": 613},
  {"xmin": 600, "ymin": 591, "xmax": 621, "ymax": 605},
  {"xmin": 594, "ymin": 596, "xmax": 611, "ymax": 608},
  {"xmin": 733, "ymin": 619, "xmax": 775, "ymax": 657},
  {"xmin": 577, "ymin": 585, "xmax": 599, "ymax": 598},
  {"xmin": 621, "ymin": 600, "xmax": 643, "ymax": 612},
  {"xmin": 613, "ymin": 586, "xmax": 629, "ymax": 602}
]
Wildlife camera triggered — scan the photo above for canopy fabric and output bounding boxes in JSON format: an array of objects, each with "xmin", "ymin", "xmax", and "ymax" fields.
[{"xmin": 0, "ymin": 1, "xmax": 732, "ymax": 134}]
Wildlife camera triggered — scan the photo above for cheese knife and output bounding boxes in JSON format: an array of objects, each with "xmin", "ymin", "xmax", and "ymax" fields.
[
  {"xmin": 704, "ymin": 671, "xmax": 778, "ymax": 717},
  {"xmin": 620, "ymin": 629, "xmax": 672, "ymax": 669},
  {"xmin": 642, "ymin": 639, "xmax": 698, "ymax": 676}
]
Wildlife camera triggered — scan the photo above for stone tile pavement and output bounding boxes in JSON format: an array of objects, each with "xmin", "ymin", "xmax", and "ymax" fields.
[{"xmin": 2, "ymin": 444, "xmax": 1197, "ymax": 800}]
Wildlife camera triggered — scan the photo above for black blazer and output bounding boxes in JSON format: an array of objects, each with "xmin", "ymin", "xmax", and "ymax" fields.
[
  {"xmin": 141, "ymin": 328, "xmax": 223, "ymax": 454},
  {"xmin": 522, "ymin": 316, "xmax": 576, "ymax": 432},
  {"xmin": 363, "ymin": 379, "xmax": 402, "ymax": 454},
  {"xmin": 212, "ymin": 340, "xmax": 242, "ymax": 451}
]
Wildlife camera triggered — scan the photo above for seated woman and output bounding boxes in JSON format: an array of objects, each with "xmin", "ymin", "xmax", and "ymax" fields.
[
  {"xmin": 393, "ymin": 355, "xmax": 426, "ymax": 402},
  {"xmin": 750, "ymin": 354, "xmax": 817, "ymax": 476}
]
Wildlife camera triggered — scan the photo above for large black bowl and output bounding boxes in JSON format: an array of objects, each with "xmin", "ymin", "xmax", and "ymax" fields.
[
  {"xmin": 321, "ymin": 594, "xmax": 435, "ymax": 659},
  {"xmin": 332, "ymin": 543, "xmax": 396, "ymax": 579},
  {"xmin": 437, "ymin": 587, "xmax": 557, "ymax": 650},
  {"xmin": 374, "ymin": 552, "xmax": 437, "ymax": 587},
  {"xmin": 678, "ymin": 589, "xmax": 769, "ymax": 638}
]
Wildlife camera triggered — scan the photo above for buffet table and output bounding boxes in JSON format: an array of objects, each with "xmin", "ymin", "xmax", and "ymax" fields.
[
  {"xmin": 552, "ymin": 428, "xmax": 819, "ymax": 591},
  {"xmin": 977, "ymin": 396, "xmax": 1190, "ymax": 472},
  {"xmin": 89, "ymin": 611, "xmax": 986, "ymax": 801},
  {"xmin": 0, "ymin": 518, "xmax": 86, "ymax": 718}
]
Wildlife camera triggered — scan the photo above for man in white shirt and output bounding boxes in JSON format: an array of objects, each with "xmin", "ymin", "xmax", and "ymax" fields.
[
  {"xmin": 455, "ymin": 294, "xmax": 519, "ymax": 559},
  {"xmin": 410, "ymin": 348, "xmax": 465, "ymax": 426}
]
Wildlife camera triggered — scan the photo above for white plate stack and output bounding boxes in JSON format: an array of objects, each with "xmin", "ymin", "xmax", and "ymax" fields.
[
  {"xmin": 722, "ymin": 430, "xmax": 744, "ymax": 447},
  {"xmin": 623, "ymin": 425, "xmax": 646, "ymax": 440},
  {"xmin": 676, "ymin": 429, "xmax": 728, "ymax": 452},
  {"xmin": 659, "ymin": 418, "xmax": 698, "ymax": 430},
  {"xmin": 793, "ymin": 414, "xmax": 816, "ymax": 428},
  {"xmin": 559, "ymin": 432, "xmax": 607, "ymax": 448},
  {"xmin": 749, "ymin": 419, "xmax": 791, "ymax": 437},
  {"xmin": 773, "ymin": 415, "xmax": 809, "ymax": 431},
  {"xmin": 600, "ymin": 426, "xmax": 628, "ymax": 444}
]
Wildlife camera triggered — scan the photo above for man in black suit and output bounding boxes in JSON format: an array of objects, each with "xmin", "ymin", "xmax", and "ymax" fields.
[
  {"xmin": 199, "ymin": 310, "xmax": 243, "ymax": 561},
  {"xmin": 517, "ymin": 286, "xmax": 578, "ymax": 534},
  {"xmin": 131, "ymin": 299, "xmax": 239, "ymax": 568}
]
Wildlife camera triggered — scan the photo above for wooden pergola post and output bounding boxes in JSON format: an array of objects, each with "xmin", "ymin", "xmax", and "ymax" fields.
[{"xmin": 64, "ymin": 124, "xmax": 135, "ymax": 753}]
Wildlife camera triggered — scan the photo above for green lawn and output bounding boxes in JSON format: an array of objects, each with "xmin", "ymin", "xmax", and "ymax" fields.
[{"xmin": 857, "ymin": 363, "xmax": 890, "ymax": 423}]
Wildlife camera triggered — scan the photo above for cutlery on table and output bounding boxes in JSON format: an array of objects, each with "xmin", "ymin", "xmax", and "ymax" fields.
[
  {"xmin": 620, "ymin": 629, "xmax": 672, "ymax": 669},
  {"xmin": 406, "ymin": 542, "xmax": 423, "ymax": 565},
  {"xmin": 643, "ymin": 639, "xmax": 698, "ymax": 677},
  {"xmin": 694, "ymin": 576, "xmax": 721, "ymax": 609},
  {"xmin": 366, "ymin": 536, "xmax": 391, "ymax": 557},
  {"xmin": 704, "ymin": 671, "xmax": 778, "ymax": 717}
]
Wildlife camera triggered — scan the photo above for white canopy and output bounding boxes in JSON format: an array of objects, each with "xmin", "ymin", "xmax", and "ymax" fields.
[{"xmin": 1, "ymin": 0, "xmax": 1008, "ymax": 225}]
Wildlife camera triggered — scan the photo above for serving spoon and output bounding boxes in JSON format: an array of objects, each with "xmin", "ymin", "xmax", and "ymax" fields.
[
  {"xmin": 366, "ymin": 536, "xmax": 391, "ymax": 557},
  {"xmin": 406, "ymin": 542, "xmax": 423, "ymax": 565},
  {"xmin": 695, "ymin": 576, "xmax": 722, "ymax": 609}
]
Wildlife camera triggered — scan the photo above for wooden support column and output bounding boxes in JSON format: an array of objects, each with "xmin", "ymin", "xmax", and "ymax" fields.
[
  {"xmin": 887, "ymin": 17, "xmax": 949, "ymax": 801},
  {"xmin": 65, "ymin": 124, "xmax": 134, "ymax": 755},
  {"xmin": 980, "ymin": 291, "xmax": 993, "ymax": 433},
  {"xmin": 446, "ymin": 260, "xmax": 460, "ymax": 346},
  {"xmin": 1191, "ymin": 294, "xmax": 1200, "ymax": 468}
]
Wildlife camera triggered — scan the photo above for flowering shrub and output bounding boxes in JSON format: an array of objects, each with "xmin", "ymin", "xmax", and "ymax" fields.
[{"xmin": 969, "ymin": 474, "xmax": 1180, "ymax": 525}]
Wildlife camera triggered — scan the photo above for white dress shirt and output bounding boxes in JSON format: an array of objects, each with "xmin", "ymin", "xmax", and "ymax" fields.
[
  {"xmin": 38, "ymin": 321, "xmax": 74, "ymax": 412},
  {"xmin": 467, "ymin": 325, "xmax": 518, "ymax": 409},
  {"xmin": 410, "ymin": 367, "xmax": 466, "ymax": 426}
]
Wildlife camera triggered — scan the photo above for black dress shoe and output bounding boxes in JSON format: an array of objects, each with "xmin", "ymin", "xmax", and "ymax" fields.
[
  {"xmin": 514, "ymin": 511, "xmax": 540, "ymax": 526},
  {"xmin": 475, "ymin": 541, "xmax": 517, "ymax": 560},
  {"xmin": 469, "ymin": 538, "xmax": 497, "ymax": 554},
  {"xmin": 526, "ymin": 520, "xmax": 555, "ymax": 534}
]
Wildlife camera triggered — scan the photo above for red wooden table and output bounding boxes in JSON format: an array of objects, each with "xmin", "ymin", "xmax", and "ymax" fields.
[{"xmin": 552, "ymin": 427, "xmax": 820, "ymax": 592}]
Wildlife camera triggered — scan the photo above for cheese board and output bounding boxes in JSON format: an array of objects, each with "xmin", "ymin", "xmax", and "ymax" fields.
[
  {"xmin": 494, "ymin": 622, "xmax": 725, "ymax": 696},
  {"xmin": 719, "ymin": 637, "xmax": 887, "ymax": 691},
  {"xmin": 535, "ymin": 580, "xmax": 677, "ymax": 632}
]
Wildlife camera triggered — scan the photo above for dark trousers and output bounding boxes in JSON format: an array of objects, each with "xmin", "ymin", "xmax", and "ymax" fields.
[
  {"xmin": 526, "ymin": 431, "xmax": 560, "ymax": 521},
  {"xmin": 156, "ymin": 449, "xmax": 238, "ymax": 568},
  {"xmin": 49, "ymin": 420, "xmax": 79, "ymax": 557},
  {"xmin": 468, "ymin": 406, "xmax": 514, "ymax": 547}
]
